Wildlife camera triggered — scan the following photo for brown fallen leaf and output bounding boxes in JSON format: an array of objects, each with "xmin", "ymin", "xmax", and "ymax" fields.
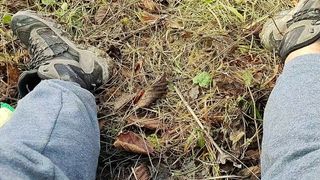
[
  {"xmin": 7, "ymin": 64, "xmax": 20, "ymax": 86},
  {"xmin": 114, "ymin": 131, "xmax": 154, "ymax": 155},
  {"xmin": 127, "ymin": 116, "xmax": 162, "ymax": 130},
  {"xmin": 95, "ymin": 5, "xmax": 110, "ymax": 25},
  {"xmin": 134, "ymin": 75, "xmax": 168, "ymax": 108},
  {"xmin": 132, "ymin": 164, "xmax": 150, "ymax": 180},
  {"xmin": 244, "ymin": 150, "xmax": 260, "ymax": 161},
  {"xmin": 139, "ymin": 0, "xmax": 161, "ymax": 13},
  {"xmin": 138, "ymin": 11, "xmax": 160, "ymax": 24},
  {"xmin": 113, "ymin": 93, "xmax": 137, "ymax": 111}
]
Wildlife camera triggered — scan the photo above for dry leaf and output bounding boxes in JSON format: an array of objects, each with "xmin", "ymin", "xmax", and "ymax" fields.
[
  {"xmin": 135, "ymin": 75, "xmax": 168, "ymax": 108},
  {"xmin": 127, "ymin": 116, "xmax": 162, "ymax": 130},
  {"xmin": 244, "ymin": 150, "xmax": 260, "ymax": 161},
  {"xmin": 132, "ymin": 164, "xmax": 150, "ymax": 180},
  {"xmin": 139, "ymin": 11, "xmax": 160, "ymax": 24},
  {"xmin": 7, "ymin": 64, "xmax": 20, "ymax": 86},
  {"xmin": 114, "ymin": 132, "xmax": 154, "ymax": 155},
  {"xmin": 189, "ymin": 86, "xmax": 199, "ymax": 100},
  {"xmin": 95, "ymin": 5, "xmax": 110, "ymax": 24},
  {"xmin": 139, "ymin": 0, "xmax": 161, "ymax": 13},
  {"xmin": 114, "ymin": 93, "xmax": 137, "ymax": 111}
]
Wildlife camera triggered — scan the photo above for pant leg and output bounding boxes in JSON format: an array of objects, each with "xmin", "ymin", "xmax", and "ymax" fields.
[
  {"xmin": 262, "ymin": 54, "xmax": 320, "ymax": 180},
  {"xmin": 0, "ymin": 80, "xmax": 100, "ymax": 180}
]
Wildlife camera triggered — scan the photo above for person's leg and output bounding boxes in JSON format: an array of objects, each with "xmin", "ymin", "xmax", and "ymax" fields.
[
  {"xmin": 260, "ymin": 0, "xmax": 320, "ymax": 179},
  {"xmin": 262, "ymin": 45, "xmax": 320, "ymax": 179},
  {"xmin": 0, "ymin": 10, "xmax": 112, "ymax": 179},
  {"xmin": 0, "ymin": 79, "xmax": 99, "ymax": 179}
]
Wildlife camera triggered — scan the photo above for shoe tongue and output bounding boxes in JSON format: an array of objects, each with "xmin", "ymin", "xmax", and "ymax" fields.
[{"xmin": 18, "ymin": 70, "xmax": 41, "ymax": 97}]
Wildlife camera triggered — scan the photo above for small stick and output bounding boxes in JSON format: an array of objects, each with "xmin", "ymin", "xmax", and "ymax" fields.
[
  {"xmin": 174, "ymin": 86, "xmax": 226, "ymax": 155},
  {"xmin": 131, "ymin": 167, "xmax": 138, "ymax": 180}
]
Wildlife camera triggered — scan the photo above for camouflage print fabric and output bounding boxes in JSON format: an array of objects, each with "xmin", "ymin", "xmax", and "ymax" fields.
[
  {"xmin": 260, "ymin": 0, "xmax": 320, "ymax": 59},
  {"xmin": 11, "ymin": 11, "xmax": 112, "ymax": 97}
]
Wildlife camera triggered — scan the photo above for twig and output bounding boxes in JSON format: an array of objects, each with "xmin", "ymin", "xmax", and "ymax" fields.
[
  {"xmin": 131, "ymin": 167, "xmax": 138, "ymax": 180},
  {"xmin": 173, "ymin": 86, "xmax": 226, "ymax": 156},
  {"xmin": 248, "ymin": 87, "xmax": 261, "ymax": 154}
]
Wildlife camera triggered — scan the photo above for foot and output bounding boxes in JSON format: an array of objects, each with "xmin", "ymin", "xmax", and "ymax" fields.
[
  {"xmin": 260, "ymin": 0, "xmax": 320, "ymax": 59},
  {"xmin": 260, "ymin": 10, "xmax": 292, "ymax": 52},
  {"xmin": 11, "ymin": 11, "xmax": 112, "ymax": 97}
]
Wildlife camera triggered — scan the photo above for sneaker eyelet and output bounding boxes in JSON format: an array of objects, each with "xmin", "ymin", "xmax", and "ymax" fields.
[{"xmin": 310, "ymin": 28, "xmax": 315, "ymax": 33}]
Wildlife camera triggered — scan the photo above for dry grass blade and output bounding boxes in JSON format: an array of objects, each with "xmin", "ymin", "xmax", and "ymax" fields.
[
  {"xmin": 230, "ymin": 130, "xmax": 245, "ymax": 145},
  {"xmin": 135, "ymin": 75, "xmax": 168, "ymax": 108},
  {"xmin": 113, "ymin": 132, "xmax": 154, "ymax": 155}
]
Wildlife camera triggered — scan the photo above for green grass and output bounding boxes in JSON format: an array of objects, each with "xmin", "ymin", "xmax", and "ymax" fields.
[{"xmin": 1, "ymin": 0, "xmax": 293, "ymax": 179}]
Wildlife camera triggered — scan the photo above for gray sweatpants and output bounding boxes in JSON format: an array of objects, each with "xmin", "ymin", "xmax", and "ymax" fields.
[
  {"xmin": 262, "ymin": 54, "xmax": 320, "ymax": 179},
  {"xmin": 0, "ymin": 80, "xmax": 99, "ymax": 179}
]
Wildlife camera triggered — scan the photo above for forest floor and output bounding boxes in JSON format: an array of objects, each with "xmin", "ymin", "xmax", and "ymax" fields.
[{"xmin": 1, "ymin": 0, "xmax": 293, "ymax": 179}]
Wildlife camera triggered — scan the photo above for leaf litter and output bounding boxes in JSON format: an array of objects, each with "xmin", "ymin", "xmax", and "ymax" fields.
[{"xmin": 114, "ymin": 131, "xmax": 154, "ymax": 155}]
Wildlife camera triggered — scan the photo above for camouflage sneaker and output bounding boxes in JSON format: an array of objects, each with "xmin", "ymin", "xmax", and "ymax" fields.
[
  {"xmin": 261, "ymin": 0, "xmax": 320, "ymax": 59},
  {"xmin": 11, "ymin": 11, "xmax": 112, "ymax": 97},
  {"xmin": 260, "ymin": 10, "xmax": 292, "ymax": 52}
]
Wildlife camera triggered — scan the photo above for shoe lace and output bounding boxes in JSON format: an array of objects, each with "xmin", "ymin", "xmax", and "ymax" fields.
[
  {"xmin": 28, "ymin": 38, "xmax": 66, "ymax": 69},
  {"xmin": 287, "ymin": 8, "xmax": 320, "ymax": 26}
]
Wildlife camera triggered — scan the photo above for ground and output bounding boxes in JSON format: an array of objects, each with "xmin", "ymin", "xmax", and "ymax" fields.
[{"xmin": 1, "ymin": 0, "xmax": 293, "ymax": 179}]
